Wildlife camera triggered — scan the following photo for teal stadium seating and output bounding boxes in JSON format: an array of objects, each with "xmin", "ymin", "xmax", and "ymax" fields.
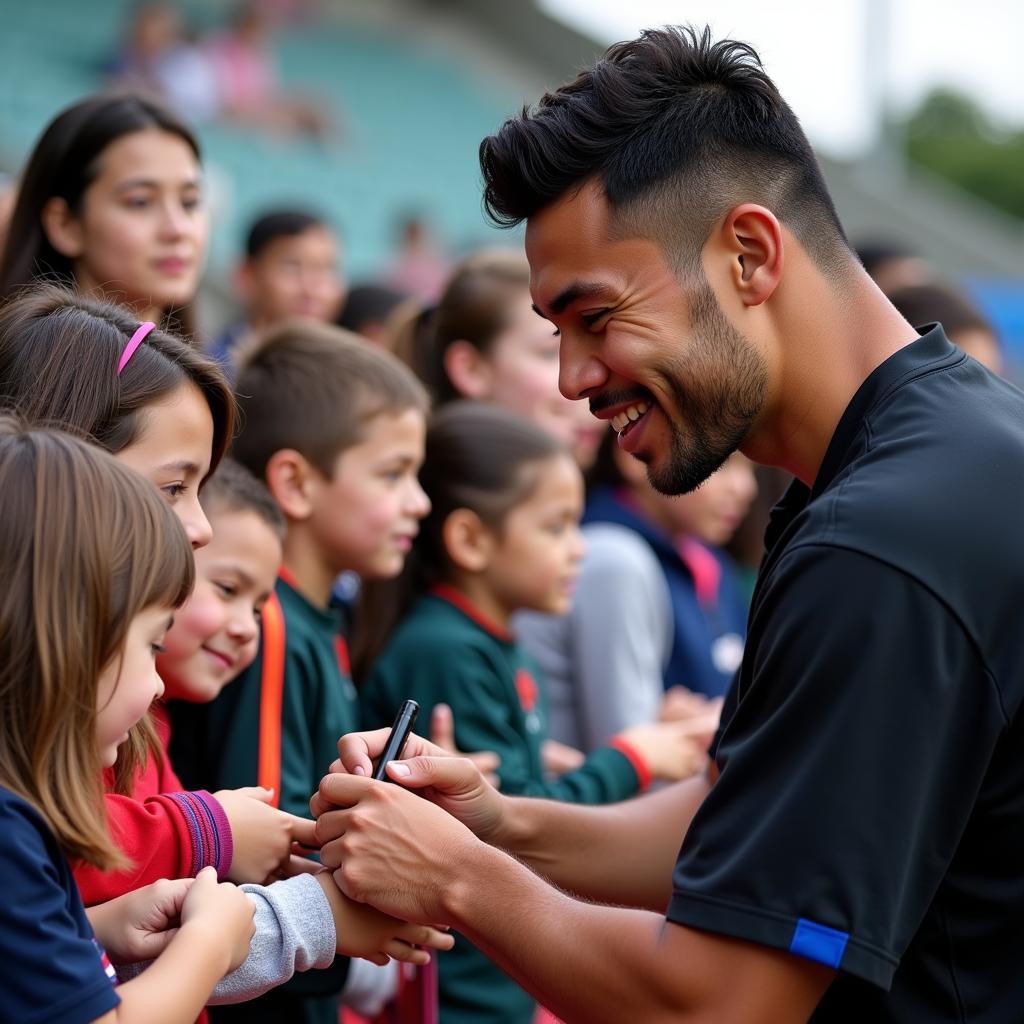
[{"xmin": 0, "ymin": 0, "xmax": 520, "ymax": 280}]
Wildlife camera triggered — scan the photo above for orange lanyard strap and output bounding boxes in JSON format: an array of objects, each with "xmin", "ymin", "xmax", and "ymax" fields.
[{"xmin": 257, "ymin": 591, "xmax": 286, "ymax": 806}]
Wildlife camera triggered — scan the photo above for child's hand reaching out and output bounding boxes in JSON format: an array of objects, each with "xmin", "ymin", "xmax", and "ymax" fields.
[
  {"xmin": 215, "ymin": 786, "xmax": 320, "ymax": 884},
  {"xmin": 180, "ymin": 866, "xmax": 257, "ymax": 974},
  {"xmin": 314, "ymin": 872, "xmax": 454, "ymax": 966},
  {"xmin": 429, "ymin": 703, "xmax": 501, "ymax": 787},
  {"xmin": 86, "ymin": 877, "xmax": 196, "ymax": 964}
]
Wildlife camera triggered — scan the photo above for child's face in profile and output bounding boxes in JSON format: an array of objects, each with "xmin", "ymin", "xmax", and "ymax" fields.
[
  {"xmin": 116, "ymin": 381, "xmax": 215, "ymax": 550},
  {"xmin": 96, "ymin": 605, "xmax": 171, "ymax": 767},
  {"xmin": 484, "ymin": 452, "xmax": 585, "ymax": 620},
  {"xmin": 308, "ymin": 407, "xmax": 431, "ymax": 579},
  {"xmin": 157, "ymin": 506, "xmax": 282, "ymax": 703}
]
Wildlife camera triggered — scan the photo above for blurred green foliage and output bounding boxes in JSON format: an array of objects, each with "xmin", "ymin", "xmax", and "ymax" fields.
[{"xmin": 904, "ymin": 88, "xmax": 1024, "ymax": 221}]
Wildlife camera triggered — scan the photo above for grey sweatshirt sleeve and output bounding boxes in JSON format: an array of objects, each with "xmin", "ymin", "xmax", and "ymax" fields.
[
  {"xmin": 568, "ymin": 525, "xmax": 672, "ymax": 750},
  {"xmin": 207, "ymin": 873, "xmax": 337, "ymax": 1004},
  {"xmin": 516, "ymin": 524, "xmax": 672, "ymax": 753}
]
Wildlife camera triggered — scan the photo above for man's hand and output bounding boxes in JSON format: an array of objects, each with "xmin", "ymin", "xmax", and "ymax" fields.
[
  {"xmin": 312, "ymin": 773, "xmax": 482, "ymax": 924},
  {"xmin": 315, "ymin": 742, "xmax": 508, "ymax": 846}
]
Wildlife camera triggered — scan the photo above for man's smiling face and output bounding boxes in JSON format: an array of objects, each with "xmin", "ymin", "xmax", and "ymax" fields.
[{"xmin": 525, "ymin": 180, "xmax": 768, "ymax": 495}]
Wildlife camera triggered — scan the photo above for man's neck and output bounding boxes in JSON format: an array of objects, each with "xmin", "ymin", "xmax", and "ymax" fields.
[{"xmin": 743, "ymin": 269, "xmax": 917, "ymax": 488}]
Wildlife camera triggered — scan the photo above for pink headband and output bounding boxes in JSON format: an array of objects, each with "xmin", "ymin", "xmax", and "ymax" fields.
[{"xmin": 117, "ymin": 321, "xmax": 156, "ymax": 375}]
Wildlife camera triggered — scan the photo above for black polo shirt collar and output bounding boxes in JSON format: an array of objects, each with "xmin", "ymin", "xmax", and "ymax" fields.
[
  {"xmin": 812, "ymin": 324, "xmax": 962, "ymax": 499},
  {"xmin": 765, "ymin": 325, "xmax": 961, "ymax": 554}
]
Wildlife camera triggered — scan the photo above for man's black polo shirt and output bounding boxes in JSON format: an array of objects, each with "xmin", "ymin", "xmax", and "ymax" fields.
[{"xmin": 667, "ymin": 327, "xmax": 1024, "ymax": 1021}]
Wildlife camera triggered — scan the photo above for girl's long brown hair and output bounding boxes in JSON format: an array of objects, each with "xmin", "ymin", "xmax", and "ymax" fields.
[
  {"xmin": 0, "ymin": 419, "xmax": 194, "ymax": 868},
  {"xmin": 0, "ymin": 284, "xmax": 235, "ymax": 789}
]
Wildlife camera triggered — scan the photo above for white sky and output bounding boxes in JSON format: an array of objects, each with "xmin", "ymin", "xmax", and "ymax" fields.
[{"xmin": 540, "ymin": 0, "xmax": 1024, "ymax": 157}]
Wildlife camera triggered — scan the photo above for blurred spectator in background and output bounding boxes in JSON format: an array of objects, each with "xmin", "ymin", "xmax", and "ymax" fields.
[
  {"xmin": 517, "ymin": 434, "xmax": 756, "ymax": 754},
  {"xmin": 109, "ymin": 3, "xmax": 221, "ymax": 124},
  {"xmin": 889, "ymin": 280, "xmax": 1002, "ymax": 373},
  {"xmin": 206, "ymin": 2, "xmax": 332, "ymax": 140},
  {"xmin": 387, "ymin": 212, "xmax": 451, "ymax": 303},
  {"xmin": 404, "ymin": 247, "xmax": 604, "ymax": 468},
  {"xmin": 0, "ymin": 92, "xmax": 207, "ymax": 339},
  {"xmin": 0, "ymin": 173, "xmax": 16, "ymax": 256},
  {"xmin": 208, "ymin": 208, "xmax": 346, "ymax": 371},
  {"xmin": 857, "ymin": 239, "xmax": 933, "ymax": 295},
  {"xmin": 336, "ymin": 281, "xmax": 412, "ymax": 346}
]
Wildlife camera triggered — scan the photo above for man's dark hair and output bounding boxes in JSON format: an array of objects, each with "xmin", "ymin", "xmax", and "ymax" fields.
[
  {"xmin": 245, "ymin": 209, "xmax": 330, "ymax": 258},
  {"xmin": 480, "ymin": 25, "xmax": 851, "ymax": 276}
]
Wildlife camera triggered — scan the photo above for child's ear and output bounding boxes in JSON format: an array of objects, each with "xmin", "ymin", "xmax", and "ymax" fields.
[
  {"xmin": 443, "ymin": 340, "xmax": 494, "ymax": 400},
  {"xmin": 443, "ymin": 508, "xmax": 494, "ymax": 573},
  {"xmin": 40, "ymin": 196, "xmax": 84, "ymax": 259},
  {"xmin": 264, "ymin": 449, "xmax": 315, "ymax": 521}
]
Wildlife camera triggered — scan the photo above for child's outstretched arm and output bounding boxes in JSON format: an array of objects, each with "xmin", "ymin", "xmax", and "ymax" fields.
[
  {"xmin": 92, "ymin": 867, "xmax": 255, "ymax": 1024},
  {"xmin": 76, "ymin": 791, "xmax": 232, "ymax": 905},
  {"xmin": 206, "ymin": 872, "xmax": 453, "ymax": 1004}
]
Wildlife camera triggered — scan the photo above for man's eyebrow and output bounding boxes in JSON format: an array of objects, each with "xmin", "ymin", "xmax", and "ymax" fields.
[{"xmin": 533, "ymin": 282, "xmax": 614, "ymax": 318}]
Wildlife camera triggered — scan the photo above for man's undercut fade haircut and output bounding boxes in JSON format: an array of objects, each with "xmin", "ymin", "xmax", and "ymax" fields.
[{"xmin": 480, "ymin": 25, "xmax": 851, "ymax": 277}]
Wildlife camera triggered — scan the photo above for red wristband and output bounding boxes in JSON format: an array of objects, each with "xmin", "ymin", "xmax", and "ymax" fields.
[{"xmin": 608, "ymin": 736, "xmax": 653, "ymax": 791}]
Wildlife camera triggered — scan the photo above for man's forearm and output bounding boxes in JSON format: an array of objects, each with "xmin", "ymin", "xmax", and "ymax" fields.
[
  {"xmin": 443, "ymin": 839, "xmax": 830, "ymax": 1024},
  {"xmin": 444, "ymin": 842, "xmax": 698, "ymax": 1024},
  {"xmin": 494, "ymin": 770, "xmax": 712, "ymax": 910}
]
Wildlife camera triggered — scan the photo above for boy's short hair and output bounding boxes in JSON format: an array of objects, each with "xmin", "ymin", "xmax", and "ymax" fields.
[
  {"xmin": 201, "ymin": 457, "xmax": 286, "ymax": 541},
  {"xmin": 888, "ymin": 282, "xmax": 995, "ymax": 339},
  {"xmin": 232, "ymin": 321, "xmax": 430, "ymax": 480},
  {"xmin": 245, "ymin": 209, "xmax": 331, "ymax": 259}
]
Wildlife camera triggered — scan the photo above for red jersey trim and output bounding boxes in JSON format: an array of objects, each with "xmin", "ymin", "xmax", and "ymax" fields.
[
  {"xmin": 608, "ymin": 736, "xmax": 653, "ymax": 791},
  {"xmin": 429, "ymin": 584, "xmax": 515, "ymax": 643}
]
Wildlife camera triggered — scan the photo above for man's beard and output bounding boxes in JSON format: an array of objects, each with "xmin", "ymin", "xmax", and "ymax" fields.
[{"xmin": 646, "ymin": 283, "xmax": 767, "ymax": 496}]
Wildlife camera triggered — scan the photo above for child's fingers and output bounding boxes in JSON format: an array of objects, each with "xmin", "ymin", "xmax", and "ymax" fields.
[
  {"xmin": 382, "ymin": 940, "xmax": 431, "ymax": 966},
  {"xmin": 282, "ymin": 853, "xmax": 323, "ymax": 878},
  {"xmin": 285, "ymin": 813, "xmax": 319, "ymax": 846},
  {"xmin": 468, "ymin": 750, "xmax": 501, "ymax": 774},
  {"xmin": 408, "ymin": 924, "xmax": 455, "ymax": 951},
  {"xmin": 429, "ymin": 703, "xmax": 456, "ymax": 751},
  {"xmin": 233, "ymin": 785, "xmax": 276, "ymax": 804}
]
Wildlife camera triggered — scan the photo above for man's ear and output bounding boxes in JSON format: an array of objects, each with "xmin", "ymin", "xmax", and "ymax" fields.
[
  {"xmin": 264, "ymin": 449, "xmax": 316, "ymax": 521},
  {"xmin": 718, "ymin": 203, "xmax": 784, "ymax": 308},
  {"xmin": 41, "ymin": 196, "xmax": 84, "ymax": 259},
  {"xmin": 443, "ymin": 340, "xmax": 494, "ymax": 400},
  {"xmin": 442, "ymin": 507, "xmax": 494, "ymax": 573}
]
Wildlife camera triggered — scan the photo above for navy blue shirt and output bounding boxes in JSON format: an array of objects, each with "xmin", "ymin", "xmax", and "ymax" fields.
[
  {"xmin": 0, "ymin": 787, "xmax": 119, "ymax": 1023},
  {"xmin": 583, "ymin": 486, "xmax": 748, "ymax": 698},
  {"xmin": 668, "ymin": 328, "xmax": 1024, "ymax": 1020}
]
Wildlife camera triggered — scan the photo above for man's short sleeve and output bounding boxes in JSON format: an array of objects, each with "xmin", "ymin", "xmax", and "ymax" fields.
[
  {"xmin": 667, "ymin": 545, "xmax": 1006, "ymax": 990},
  {"xmin": 0, "ymin": 792, "xmax": 120, "ymax": 1023}
]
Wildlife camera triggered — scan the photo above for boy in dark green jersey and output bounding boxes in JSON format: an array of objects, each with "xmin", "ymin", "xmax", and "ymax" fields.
[{"xmin": 172, "ymin": 321, "xmax": 430, "ymax": 1024}]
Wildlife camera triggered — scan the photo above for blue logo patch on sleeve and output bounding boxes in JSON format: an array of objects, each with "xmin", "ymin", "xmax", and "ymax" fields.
[{"xmin": 789, "ymin": 918, "xmax": 849, "ymax": 969}]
